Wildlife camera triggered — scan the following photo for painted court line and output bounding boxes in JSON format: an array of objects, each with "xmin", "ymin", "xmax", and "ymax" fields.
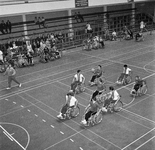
[
  {"xmin": 0, "ymin": 125, "xmax": 26, "ymax": 150},
  {"xmin": 0, "ymin": 122, "xmax": 30, "ymax": 150},
  {"xmin": 3, "ymin": 131, "xmax": 13, "ymax": 141},
  {"xmin": 0, "ymin": 40, "xmax": 141, "ymax": 85},
  {"xmin": 54, "ymin": 82, "xmax": 151, "ymax": 130},
  {"xmin": 70, "ymin": 139, "xmax": 74, "ymax": 142},
  {"xmin": 134, "ymin": 135, "xmax": 155, "ymax": 150},
  {"xmin": 50, "ymin": 125, "xmax": 54, "ymax": 128},
  {"xmin": 121, "ymin": 127, "xmax": 155, "ymax": 150},
  {"xmin": 20, "ymin": 94, "xmax": 110, "ymax": 150}
]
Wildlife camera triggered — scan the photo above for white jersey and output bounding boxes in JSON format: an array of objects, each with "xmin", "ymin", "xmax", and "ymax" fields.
[
  {"xmin": 123, "ymin": 67, "xmax": 131, "ymax": 75},
  {"xmin": 110, "ymin": 90, "xmax": 120, "ymax": 100},
  {"xmin": 66, "ymin": 96, "xmax": 77, "ymax": 107},
  {"xmin": 0, "ymin": 50, "xmax": 3, "ymax": 61},
  {"xmin": 74, "ymin": 74, "xmax": 84, "ymax": 83},
  {"xmin": 140, "ymin": 21, "xmax": 145, "ymax": 29}
]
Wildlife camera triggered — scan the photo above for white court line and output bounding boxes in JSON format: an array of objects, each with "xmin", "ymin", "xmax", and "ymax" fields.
[
  {"xmin": 70, "ymin": 139, "xmax": 74, "ymax": 142},
  {"xmin": 0, "ymin": 122, "xmax": 30, "ymax": 150},
  {"xmin": 0, "ymin": 125, "xmax": 26, "ymax": 150},
  {"xmin": 54, "ymin": 82, "xmax": 151, "ymax": 129},
  {"xmin": 20, "ymin": 94, "xmax": 112, "ymax": 150},
  {"xmin": 0, "ymin": 41, "xmax": 154, "ymax": 102},
  {"xmin": 3, "ymin": 131, "xmax": 13, "ymax": 141},
  {"xmin": 0, "ymin": 40, "xmax": 142, "ymax": 85},
  {"xmin": 134, "ymin": 135, "xmax": 155, "ymax": 150},
  {"xmin": 121, "ymin": 127, "xmax": 155, "ymax": 150},
  {"xmin": 0, "ymin": 41, "xmax": 152, "ymax": 95},
  {"xmin": 143, "ymin": 59, "xmax": 155, "ymax": 73}
]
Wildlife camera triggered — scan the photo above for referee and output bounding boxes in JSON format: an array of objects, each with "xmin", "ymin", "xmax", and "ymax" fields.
[{"xmin": 4, "ymin": 63, "xmax": 21, "ymax": 89}]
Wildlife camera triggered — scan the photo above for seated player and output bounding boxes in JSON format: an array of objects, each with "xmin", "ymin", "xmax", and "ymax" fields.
[
  {"xmin": 71, "ymin": 70, "xmax": 85, "ymax": 93},
  {"xmin": 132, "ymin": 76, "xmax": 143, "ymax": 94},
  {"xmin": 81, "ymin": 97, "xmax": 101, "ymax": 126},
  {"xmin": 89, "ymin": 65, "xmax": 103, "ymax": 86},
  {"xmin": 135, "ymin": 31, "xmax": 144, "ymax": 42},
  {"xmin": 116, "ymin": 64, "xmax": 131, "ymax": 84},
  {"xmin": 91, "ymin": 78, "xmax": 106, "ymax": 101},
  {"xmin": 57, "ymin": 90, "xmax": 78, "ymax": 119},
  {"xmin": 103, "ymin": 86, "xmax": 120, "ymax": 112}
]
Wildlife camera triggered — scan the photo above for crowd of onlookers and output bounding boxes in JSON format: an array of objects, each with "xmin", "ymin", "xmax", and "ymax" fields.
[
  {"xmin": 0, "ymin": 32, "xmax": 65, "ymax": 72},
  {"xmin": 34, "ymin": 16, "xmax": 47, "ymax": 28},
  {"xmin": 0, "ymin": 20, "xmax": 12, "ymax": 34}
]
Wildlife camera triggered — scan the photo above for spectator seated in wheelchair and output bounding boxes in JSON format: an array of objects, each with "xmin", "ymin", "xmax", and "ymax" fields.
[
  {"xmin": 89, "ymin": 65, "xmax": 104, "ymax": 86},
  {"xmin": 130, "ymin": 76, "xmax": 147, "ymax": 96},
  {"xmin": 102, "ymin": 86, "xmax": 121, "ymax": 113},
  {"xmin": 57, "ymin": 90, "xmax": 78, "ymax": 119},
  {"xmin": 82, "ymin": 38, "xmax": 92, "ymax": 51},
  {"xmin": 135, "ymin": 31, "xmax": 144, "ymax": 42},
  {"xmin": 124, "ymin": 26, "xmax": 133, "ymax": 40},
  {"xmin": 70, "ymin": 70, "xmax": 85, "ymax": 94},
  {"xmin": 98, "ymin": 35, "xmax": 105, "ymax": 48},
  {"xmin": 92, "ymin": 36, "xmax": 99, "ymax": 50},
  {"xmin": 116, "ymin": 64, "xmax": 132, "ymax": 85}
]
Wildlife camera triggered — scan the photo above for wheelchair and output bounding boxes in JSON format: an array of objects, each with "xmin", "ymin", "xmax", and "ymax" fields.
[
  {"xmin": 130, "ymin": 80, "xmax": 147, "ymax": 97},
  {"xmin": 75, "ymin": 83, "xmax": 85, "ymax": 94},
  {"xmin": 82, "ymin": 39, "xmax": 92, "ymax": 51},
  {"xmin": 96, "ymin": 93, "xmax": 123, "ymax": 113},
  {"xmin": 80, "ymin": 106, "xmax": 102, "ymax": 127},
  {"xmin": 104, "ymin": 96, "xmax": 123, "ymax": 113},
  {"xmin": 116, "ymin": 73, "xmax": 132, "ymax": 85},
  {"xmin": 57, "ymin": 104, "xmax": 80, "ymax": 120}
]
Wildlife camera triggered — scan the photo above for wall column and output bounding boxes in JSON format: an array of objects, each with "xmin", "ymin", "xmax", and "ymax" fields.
[
  {"xmin": 103, "ymin": 6, "xmax": 107, "ymax": 25},
  {"xmin": 153, "ymin": 5, "xmax": 155, "ymax": 23},
  {"xmin": 68, "ymin": 9, "xmax": 73, "ymax": 29},
  {"xmin": 131, "ymin": 2, "xmax": 135, "ymax": 28},
  {"xmin": 22, "ymin": 14, "xmax": 28, "ymax": 38}
]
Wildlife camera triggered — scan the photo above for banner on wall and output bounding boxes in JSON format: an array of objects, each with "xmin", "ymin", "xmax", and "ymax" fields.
[{"xmin": 75, "ymin": 0, "xmax": 88, "ymax": 8}]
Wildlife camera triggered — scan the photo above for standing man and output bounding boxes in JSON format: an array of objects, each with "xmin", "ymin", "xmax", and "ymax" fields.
[{"xmin": 4, "ymin": 64, "xmax": 21, "ymax": 89}]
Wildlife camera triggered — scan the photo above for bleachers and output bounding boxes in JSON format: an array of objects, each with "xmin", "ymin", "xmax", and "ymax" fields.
[
  {"xmin": 0, "ymin": 0, "xmax": 64, "ymax": 5},
  {"xmin": 0, "ymin": 8, "xmax": 155, "ymax": 48}
]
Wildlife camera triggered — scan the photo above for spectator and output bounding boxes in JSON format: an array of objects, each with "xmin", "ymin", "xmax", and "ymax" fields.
[
  {"xmin": 112, "ymin": 30, "xmax": 117, "ymax": 41},
  {"xmin": 6, "ymin": 20, "xmax": 12, "ymax": 33},
  {"xmin": 34, "ymin": 17, "xmax": 39, "ymax": 25},
  {"xmin": 78, "ymin": 12, "xmax": 84, "ymax": 22},
  {"xmin": 68, "ymin": 28, "xmax": 74, "ymax": 41},
  {"xmin": 140, "ymin": 21, "xmax": 147, "ymax": 32},
  {"xmin": 74, "ymin": 12, "xmax": 79, "ymax": 23},
  {"xmin": 0, "ymin": 20, "xmax": 6, "ymax": 34},
  {"xmin": 38, "ymin": 17, "xmax": 42, "ymax": 28},
  {"xmin": 0, "ymin": 49, "xmax": 3, "ymax": 64},
  {"xmin": 86, "ymin": 22, "xmax": 93, "ymax": 34},
  {"xmin": 41, "ymin": 17, "xmax": 47, "ymax": 28}
]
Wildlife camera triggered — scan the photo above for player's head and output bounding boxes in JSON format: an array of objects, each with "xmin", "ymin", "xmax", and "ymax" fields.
[
  {"xmin": 98, "ymin": 65, "xmax": 102, "ymax": 69},
  {"xmin": 67, "ymin": 90, "xmax": 74, "ymax": 96},
  {"xmin": 124, "ymin": 64, "xmax": 128, "ymax": 68},
  {"xmin": 109, "ymin": 86, "xmax": 114, "ymax": 91},
  {"xmin": 77, "ymin": 70, "xmax": 81, "ymax": 73},
  {"xmin": 135, "ymin": 76, "xmax": 140, "ymax": 81}
]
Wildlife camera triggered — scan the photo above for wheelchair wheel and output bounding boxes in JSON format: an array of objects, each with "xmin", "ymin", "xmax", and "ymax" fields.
[
  {"xmin": 71, "ymin": 105, "xmax": 80, "ymax": 117},
  {"xmin": 141, "ymin": 85, "xmax": 147, "ymax": 95},
  {"xmin": 113, "ymin": 100, "xmax": 123, "ymax": 112},
  {"xmin": 94, "ymin": 110, "xmax": 102, "ymax": 124},
  {"xmin": 124, "ymin": 76, "xmax": 132, "ymax": 85}
]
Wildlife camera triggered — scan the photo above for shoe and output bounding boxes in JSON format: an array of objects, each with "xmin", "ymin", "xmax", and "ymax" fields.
[
  {"xmin": 6, "ymin": 87, "xmax": 11, "ymax": 90},
  {"xmin": 19, "ymin": 84, "xmax": 22, "ymax": 87},
  {"xmin": 57, "ymin": 113, "xmax": 62, "ymax": 118}
]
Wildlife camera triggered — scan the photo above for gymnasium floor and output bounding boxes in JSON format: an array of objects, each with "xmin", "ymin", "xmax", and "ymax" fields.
[{"xmin": 0, "ymin": 33, "xmax": 155, "ymax": 150}]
